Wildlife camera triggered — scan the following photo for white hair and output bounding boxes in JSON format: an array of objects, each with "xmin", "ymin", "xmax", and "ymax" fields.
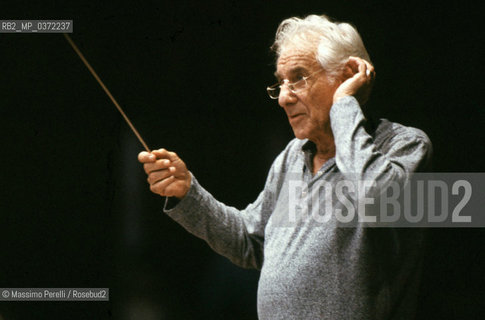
[{"xmin": 272, "ymin": 14, "xmax": 371, "ymax": 80}]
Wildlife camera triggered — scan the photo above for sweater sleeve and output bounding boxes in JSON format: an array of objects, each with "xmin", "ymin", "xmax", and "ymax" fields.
[
  {"xmin": 330, "ymin": 96, "xmax": 432, "ymax": 183},
  {"xmin": 162, "ymin": 158, "xmax": 283, "ymax": 270}
]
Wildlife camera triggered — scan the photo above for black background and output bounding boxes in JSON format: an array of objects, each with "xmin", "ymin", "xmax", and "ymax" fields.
[{"xmin": 0, "ymin": 1, "xmax": 484, "ymax": 319}]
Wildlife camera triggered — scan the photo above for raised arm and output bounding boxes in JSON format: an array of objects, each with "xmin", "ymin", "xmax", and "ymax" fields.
[
  {"xmin": 331, "ymin": 57, "xmax": 431, "ymax": 182},
  {"xmin": 138, "ymin": 148, "xmax": 283, "ymax": 269}
]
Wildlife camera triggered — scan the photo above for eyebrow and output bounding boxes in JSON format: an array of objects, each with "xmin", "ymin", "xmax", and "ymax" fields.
[{"xmin": 274, "ymin": 66, "xmax": 309, "ymax": 80}]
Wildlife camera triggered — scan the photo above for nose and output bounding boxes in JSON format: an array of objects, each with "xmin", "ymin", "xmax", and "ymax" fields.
[{"xmin": 278, "ymin": 82, "xmax": 297, "ymax": 108}]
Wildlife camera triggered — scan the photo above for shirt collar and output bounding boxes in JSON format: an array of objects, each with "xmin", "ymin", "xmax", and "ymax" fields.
[{"xmin": 300, "ymin": 139, "xmax": 336, "ymax": 174}]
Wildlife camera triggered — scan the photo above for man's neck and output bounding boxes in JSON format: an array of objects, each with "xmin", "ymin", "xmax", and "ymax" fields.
[{"xmin": 311, "ymin": 134, "xmax": 336, "ymax": 175}]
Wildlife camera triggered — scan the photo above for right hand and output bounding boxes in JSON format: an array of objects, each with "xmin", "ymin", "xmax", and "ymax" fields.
[{"xmin": 138, "ymin": 148, "xmax": 191, "ymax": 199}]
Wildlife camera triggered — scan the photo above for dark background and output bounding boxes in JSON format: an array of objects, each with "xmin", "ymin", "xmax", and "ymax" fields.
[{"xmin": 0, "ymin": 1, "xmax": 484, "ymax": 319}]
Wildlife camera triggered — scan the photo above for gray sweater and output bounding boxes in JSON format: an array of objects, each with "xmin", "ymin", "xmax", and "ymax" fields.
[{"xmin": 164, "ymin": 96, "xmax": 432, "ymax": 319}]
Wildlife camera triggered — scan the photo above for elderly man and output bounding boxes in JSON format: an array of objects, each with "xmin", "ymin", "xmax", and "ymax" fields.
[{"xmin": 139, "ymin": 14, "xmax": 431, "ymax": 320}]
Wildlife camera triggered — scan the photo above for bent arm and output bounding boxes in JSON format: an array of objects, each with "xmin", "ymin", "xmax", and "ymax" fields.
[
  {"xmin": 330, "ymin": 96, "xmax": 432, "ymax": 182},
  {"xmin": 163, "ymin": 167, "xmax": 279, "ymax": 270}
]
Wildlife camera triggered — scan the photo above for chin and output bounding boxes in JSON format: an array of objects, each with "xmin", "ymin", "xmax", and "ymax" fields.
[{"xmin": 292, "ymin": 128, "xmax": 309, "ymax": 140}]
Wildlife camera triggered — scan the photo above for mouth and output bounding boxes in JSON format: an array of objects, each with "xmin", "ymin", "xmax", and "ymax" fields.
[{"xmin": 288, "ymin": 113, "xmax": 304, "ymax": 120}]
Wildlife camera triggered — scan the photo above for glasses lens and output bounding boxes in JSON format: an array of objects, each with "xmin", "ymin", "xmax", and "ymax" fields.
[
  {"xmin": 267, "ymin": 85, "xmax": 280, "ymax": 99},
  {"xmin": 291, "ymin": 78, "xmax": 307, "ymax": 93}
]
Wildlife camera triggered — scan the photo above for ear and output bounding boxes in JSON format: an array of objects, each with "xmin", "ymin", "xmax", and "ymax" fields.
[{"xmin": 342, "ymin": 58, "xmax": 358, "ymax": 81}]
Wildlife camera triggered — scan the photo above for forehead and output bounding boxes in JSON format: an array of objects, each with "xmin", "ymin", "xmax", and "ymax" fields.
[{"xmin": 276, "ymin": 50, "xmax": 318, "ymax": 77}]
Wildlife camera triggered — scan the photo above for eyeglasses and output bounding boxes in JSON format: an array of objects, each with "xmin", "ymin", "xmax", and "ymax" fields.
[{"xmin": 266, "ymin": 69, "xmax": 323, "ymax": 99}]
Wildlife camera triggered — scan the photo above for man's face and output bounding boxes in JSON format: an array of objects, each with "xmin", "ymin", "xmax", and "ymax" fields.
[{"xmin": 276, "ymin": 49, "xmax": 340, "ymax": 142}]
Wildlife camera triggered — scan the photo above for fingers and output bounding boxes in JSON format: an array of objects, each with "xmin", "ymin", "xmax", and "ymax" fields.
[
  {"xmin": 334, "ymin": 57, "xmax": 375, "ymax": 105},
  {"xmin": 148, "ymin": 166, "xmax": 188, "ymax": 198},
  {"xmin": 146, "ymin": 162, "xmax": 178, "ymax": 197},
  {"xmin": 138, "ymin": 148, "xmax": 178, "ymax": 163},
  {"xmin": 357, "ymin": 57, "xmax": 366, "ymax": 75},
  {"xmin": 138, "ymin": 151, "xmax": 156, "ymax": 163},
  {"xmin": 152, "ymin": 148, "xmax": 179, "ymax": 162},
  {"xmin": 139, "ymin": 148, "xmax": 179, "ymax": 174},
  {"xmin": 144, "ymin": 158, "xmax": 173, "ymax": 174},
  {"xmin": 348, "ymin": 56, "xmax": 375, "ymax": 79},
  {"xmin": 147, "ymin": 166, "xmax": 176, "ymax": 185},
  {"xmin": 149, "ymin": 175, "xmax": 177, "ymax": 197},
  {"xmin": 364, "ymin": 60, "xmax": 375, "ymax": 79},
  {"xmin": 139, "ymin": 147, "xmax": 191, "ymax": 198}
]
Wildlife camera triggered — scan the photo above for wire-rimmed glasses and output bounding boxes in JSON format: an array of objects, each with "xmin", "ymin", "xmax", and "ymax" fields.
[{"xmin": 266, "ymin": 69, "xmax": 323, "ymax": 99}]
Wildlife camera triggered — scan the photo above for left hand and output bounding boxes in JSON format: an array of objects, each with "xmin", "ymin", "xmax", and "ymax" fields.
[{"xmin": 333, "ymin": 56, "xmax": 375, "ymax": 106}]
